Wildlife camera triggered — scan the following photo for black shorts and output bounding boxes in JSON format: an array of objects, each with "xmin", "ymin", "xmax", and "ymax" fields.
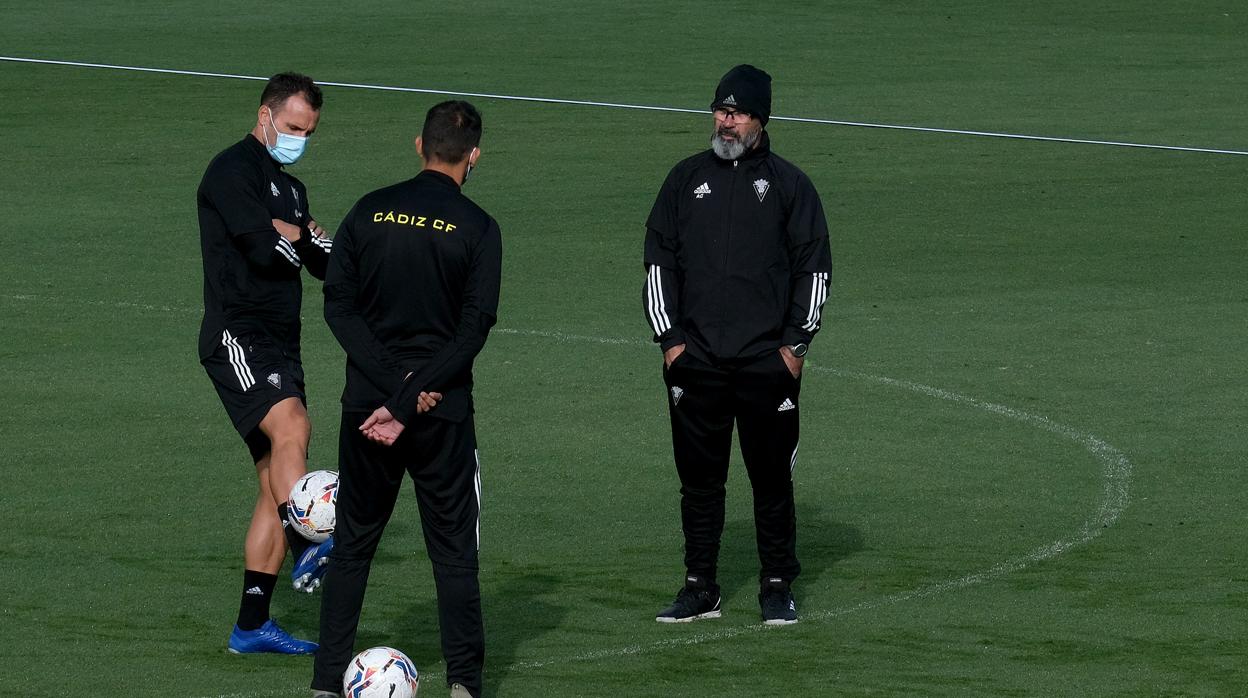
[{"xmin": 202, "ymin": 330, "xmax": 306, "ymax": 462}]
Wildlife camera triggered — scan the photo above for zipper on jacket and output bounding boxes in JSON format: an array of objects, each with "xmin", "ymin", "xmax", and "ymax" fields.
[
  {"xmin": 717, "ymin": 159, "xmax": 740, "ymax": 353},
  {"xmin": 724, "ymin": 160, "xmax": 739, "ymax": 275}
]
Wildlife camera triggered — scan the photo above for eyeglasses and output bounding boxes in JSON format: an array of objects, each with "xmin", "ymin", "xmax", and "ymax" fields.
[{"xmin": 713, "ymin": 107, "xmax": 753, "ymax": 122}]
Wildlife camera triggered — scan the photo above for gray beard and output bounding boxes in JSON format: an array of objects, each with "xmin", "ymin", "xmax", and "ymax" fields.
[{"xmin": 710, "ymin": 128, "xmax": 759, "ymax": 160}]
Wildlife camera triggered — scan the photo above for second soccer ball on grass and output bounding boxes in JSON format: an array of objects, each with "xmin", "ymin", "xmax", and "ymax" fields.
[{"xmin": 344, "ymin": 646, "xmax": 420, "ymax": 698}]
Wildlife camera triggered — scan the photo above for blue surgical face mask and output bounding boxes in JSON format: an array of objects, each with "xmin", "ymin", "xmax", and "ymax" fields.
[{"xmin": 262, "ymin": 109, "xmax": 308, "ymax": 165}]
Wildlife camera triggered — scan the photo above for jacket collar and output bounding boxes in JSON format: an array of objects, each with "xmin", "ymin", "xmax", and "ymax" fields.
[
  {"xmin": 416, "ymin": 169, "xmax": 462, "ymax": 190},
  {"xmin": 244, "ymin": 133, "xmax": 284, "ymax": 169}
]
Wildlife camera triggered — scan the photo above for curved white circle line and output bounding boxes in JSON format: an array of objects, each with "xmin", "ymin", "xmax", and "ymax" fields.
[{"xmin": 477, "ymin": 361, "xmax": 1134, "ymax": 674}]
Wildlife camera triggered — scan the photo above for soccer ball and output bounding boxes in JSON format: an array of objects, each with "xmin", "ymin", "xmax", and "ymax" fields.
[
  {"xmin": 343, "ymin": 646, "xmax": 420, "ymax": 698},
  {"xmin": 287, "ymin": 470, "xmax": 338, "ymax": 543}
]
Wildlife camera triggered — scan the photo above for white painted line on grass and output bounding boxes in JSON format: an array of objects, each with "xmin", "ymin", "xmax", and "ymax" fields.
[
  {"xmin": 3, "ymin": 293, "xmax": 196, "ymax": 316},
  {"xmin": 493, "ymin": 327, "xmax": 644, "ymax": 346},
  {"xmin": 2, "ymin": 55, "xmax": 1244, "ymax": 156}
]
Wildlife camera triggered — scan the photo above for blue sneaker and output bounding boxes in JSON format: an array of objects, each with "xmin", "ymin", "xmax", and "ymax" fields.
[
  {"xmin": 228, "ymin": 619, "xmax": 317, "ymax": 655},
  {"xmin": 292, "ymin": 536, "xmax": 333, "ymax": 593}
]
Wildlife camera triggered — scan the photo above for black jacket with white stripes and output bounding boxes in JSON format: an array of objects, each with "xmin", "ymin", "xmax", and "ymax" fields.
[
  {"xmin": 197, "ymin": 134, "xmax": 331, "ymax": 361},
  {"xmin": 643, "ymin": 131, "xmax": 832, "ymax": 364}
]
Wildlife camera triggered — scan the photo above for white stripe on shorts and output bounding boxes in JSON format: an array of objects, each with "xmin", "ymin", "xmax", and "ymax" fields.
[{"xmin": 221, "ymin": 330, "xmax": 255, "ymax": 390}]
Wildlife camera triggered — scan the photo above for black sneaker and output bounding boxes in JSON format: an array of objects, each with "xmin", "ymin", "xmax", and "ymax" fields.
[
  {"xmin": 656, "ymin": 575, "xmax": 722, "ymax": 623},
  {"xmin": 759, "ymin": 577, "xmax": 798, "ymax": 625}
]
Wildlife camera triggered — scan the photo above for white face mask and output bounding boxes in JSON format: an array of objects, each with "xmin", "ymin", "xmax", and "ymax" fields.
[
  {"xmin": 463, "ymin": 147, "xmax": 479, "ymax": 183},
  {"xmin": 262, "ymin": 109, "xmax": 308, "ymax": 165}
]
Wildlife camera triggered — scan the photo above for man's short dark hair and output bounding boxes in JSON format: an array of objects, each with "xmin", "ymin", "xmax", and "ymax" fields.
[
  {"xmin": 260, "ymin": 72, "xmax": 323, "ymax": 112},
  {"xmin": 420, "ymin": 101, "xmax": 482, "ymax": 163}
]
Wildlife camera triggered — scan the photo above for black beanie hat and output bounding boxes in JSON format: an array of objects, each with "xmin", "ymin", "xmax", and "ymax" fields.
[{"xmin": 710, "ymin": 64, "xmax": 772, "ymax": 125}]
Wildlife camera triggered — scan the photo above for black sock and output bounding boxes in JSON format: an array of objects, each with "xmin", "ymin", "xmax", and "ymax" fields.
[
  {"xmin": 236, "ymin": 569, "xmax": 278, "ymax": 631},
  {"xmin": 277, "ymin": 502, "xmax": 314, "ymax": 560}
]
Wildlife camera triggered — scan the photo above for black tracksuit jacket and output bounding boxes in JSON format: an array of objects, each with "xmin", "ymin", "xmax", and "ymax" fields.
[
  {"xmin": 196, "ymin": 134, "xmax": 331, "ymax": 361},
  {"xmin": 323, "ymin": 170, "xmax": 502, "ymax": 426},
  {"xmin": 643, "ymin": 132, "xmax": 832, "ymax": 364}
]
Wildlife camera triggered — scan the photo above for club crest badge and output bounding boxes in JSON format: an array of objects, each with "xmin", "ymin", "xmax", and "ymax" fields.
[
  {"xmin": 753, "ymin": 178, "xmax": 770, "ymax": 202},
  {"xmin": 270, "ymin": 182, "xmax": 280, "ymax": 197}
]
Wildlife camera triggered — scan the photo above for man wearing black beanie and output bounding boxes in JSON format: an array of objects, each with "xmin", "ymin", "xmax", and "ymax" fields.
[{"xmin": 643, "ymin": 64, "xmax": 832, "ymax": 626}]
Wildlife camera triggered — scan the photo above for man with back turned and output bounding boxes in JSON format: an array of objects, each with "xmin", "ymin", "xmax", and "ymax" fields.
[{"xmin": 311, "ymin": 100, "xmax": 501, "ymax": 698}]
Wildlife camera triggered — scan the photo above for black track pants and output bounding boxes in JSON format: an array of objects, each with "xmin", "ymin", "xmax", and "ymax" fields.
[
  {"xmin": 312, "ymin": 411, "xmax": 484, "ymax": 696},
  {"xmin": 663, "ymin": 351, "xmax": 802, "ymax": 585}
]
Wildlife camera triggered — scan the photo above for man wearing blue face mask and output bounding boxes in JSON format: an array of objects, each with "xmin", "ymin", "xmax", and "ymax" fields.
[{"xmin": 196, "ymin": 72, "xmax": 334, "ymax": 654}]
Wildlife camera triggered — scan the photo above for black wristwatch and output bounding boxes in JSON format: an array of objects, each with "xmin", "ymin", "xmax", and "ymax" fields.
[{"xmin": 788, "ymin": 343, "xmax": 808, "ymax": 358}]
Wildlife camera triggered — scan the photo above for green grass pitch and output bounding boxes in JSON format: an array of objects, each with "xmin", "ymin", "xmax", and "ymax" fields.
[{"xmin": 1, "ymin": 2, "xmax": 1245, "ymax": 696}]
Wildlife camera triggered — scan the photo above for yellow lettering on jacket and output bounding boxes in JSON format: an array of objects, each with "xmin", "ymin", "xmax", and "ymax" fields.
[{"xmin": 369, "ymin": 211, "xmax": 459, "ymax": 232}]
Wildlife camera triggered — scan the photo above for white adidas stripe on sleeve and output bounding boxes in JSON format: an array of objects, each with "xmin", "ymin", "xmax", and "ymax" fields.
[
  {"xmin": 646, "ymin": 265, "xmax": 672, "ymax": 335},
  {"xmin": 276, "ymin": 237, "xmax": 302, "ymax": 267},
  {"xmin": 801, "ymin": 272, "xmax": 829, "ymax": 332}
]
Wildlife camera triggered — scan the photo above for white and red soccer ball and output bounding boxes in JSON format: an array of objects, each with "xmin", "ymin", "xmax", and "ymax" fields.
[
  {"xmin": 344, "ymin": 646, "xmax": 420, "ymax": 698},
  {"xmin": 286, "ymin": 469, "xmax": 338, "ymax": 543}
]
